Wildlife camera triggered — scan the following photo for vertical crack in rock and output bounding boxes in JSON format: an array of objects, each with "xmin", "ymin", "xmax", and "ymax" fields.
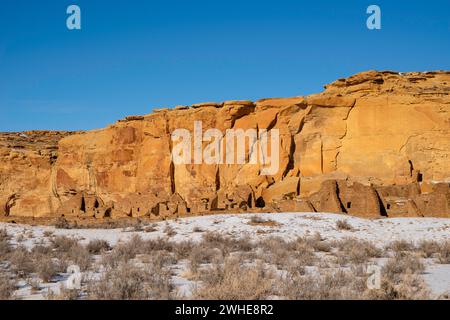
[
  {"xmin": 215, "ymin": 166, "xmax": 221, "ymax": 191},
  {"xmin": 335, "ymin": 182, "xmax": 348, "ymax": 214},
  {"xmin": 282, "ymin": 135, "xmax": 296, "ymax": 179},
  {"xmin": 165, "ymin": 113, "xmax": 177, "ymax": 195}
]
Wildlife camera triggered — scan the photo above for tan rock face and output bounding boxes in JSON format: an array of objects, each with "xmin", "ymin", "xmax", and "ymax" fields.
[{"xmin": 1, "ymin": 71, "xmax": 450, "ymax": 220}]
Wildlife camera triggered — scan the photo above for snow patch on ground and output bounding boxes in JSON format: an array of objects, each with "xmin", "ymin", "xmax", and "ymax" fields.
[
  {"xmin": 3, "ymin": 212, "xmax": 450, "ymax": 248},
  {"xmin": 2, "ymin": 212, "xmax": 450, "ymax": 299}
]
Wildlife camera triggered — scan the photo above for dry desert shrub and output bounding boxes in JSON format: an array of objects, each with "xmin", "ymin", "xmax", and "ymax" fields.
[
  {"xmin": 35, "ymin": 255, "xmax": 60, "ymax": 282},
  {"xmin": 149, "ymin": 250, "xmax": 178, "ymax": 270},
  {"xmin": 193, "ymin": 226, "xmax": 204, "ymax": 233},
  {"xmin": 31, "ymin": 244, "xmax": 53, "ymax": 256},
  {"xmin": 436, "ymin": 241, "xmax": 450, "ymax": 264},
  {"xmin": 367, "ymin": 268, "xmax": 430, "ymax": 300},
  {"xmin": 8, "ymin": 246, "xmax": 35, "ymax": 277},
  {"xmin": 228, "ymin": 236, "xmax": 254, "ymax": 253},
  {"xmin": 258, "ymin": 237, "xmax": 316, "ymax": 268},
  {"xmin": 8, "ymin": 244, "xmax": 64, "ymax": 282},
  {"xmin": 164, "ymin": 224, "xmax": 177, "ymax": 237},
  {"xmin": 43, "ymin": 230, "xmax": 54, "ymax": 237},
  {"xmin": 259, "ymin": 237, "xmax": 291, "ymax": 267},
  {"xmin": 193, "ymin": 258, "xmax": 274, "ymax": 300},
  {"xmin": 301, "ymin": 233, "xmax": 332, "ymax": 253},
  {"xmin": 250, "ymin": 215, "xmax": 265, "ymax": 224},
  {"xmin": 387, "ymin": 240, "xmax": 416, "ymax": 253},
  {"xmin": 201, "ymin": 232, "xmax": 254, "ymax": 255},
  {"xmin": 172, "ymin": 240, "xmax": 194, "ymax": 260},
  {"xmin": 189, "ymin": 245, "xmax": 221, "ymax": 269},
  {"xmin": 102, "ymin": 235, "xmax": 144, "ymax": 267},
  {"xmin": 0, "ymin": 275, "xmax": 16, "ymax": 300},
  {"xmin": 67, "ymin": 245, "xmax": 91, "ymax": 271},
  {"xmin": 46, "ymin": 285, "xmax": 81, "ymax": 300},
  {"xmin": 0, "ymin": 234, "xmax": 11, "ymax": 258},
  {"xmin": 333, "ymin": 238, "xmax": 383, "ymax": 265},
  {"xmin": 367, "ymin": 252, "xmax": 430, "ymax": 300},
  {"xmin": 290, "ymin": 242, "xmax": 317, "ymax": 266},
  {"xmin": 336, "ymin": 220, "xmax": 353, "ymax": 231},
  {"xmin": 88, "ymin": 261, "xmax": 174, "ymax": 300},
  {"xmin": 417, "ymin": 240, "xmax": 441, "ymax": 258},
  {"xmin": 278, "ymin": 269, "xmax": 367, "ymax": 300},
  {"xmin": 248, "ymin": 215, "xmax": 278, "ymax": 227},
  {"xmin": 88, "ymin": 263, "xmax": 151, "ymax": 300},
  {"xmin": 54, "ymin": 217, "xmax": 72, "ymax": 229},
  {"xmin": 26, "ymin": 277, "xmax": 42, "ymax": 292},
  {"xmin": 144, "ymin": 224, "xmax": 158, "ymax": 233},
  {"xmin": 0, "ymin": 229, "xmax": 9, "ymax": 241},
  {"xmin": 142, "ymin": 237, "xmax": 174, "ymax": 253},
  {"xmin": 86, "ymin": 239, "xmax": 111, "ymax": 254},
  {"xmin": 50, "ymin": 236, "xmax": 91, "ymax": 271},
  {"xmin": 382, "ymin": 252, "xmax": 425, "ymax": 282},
  {"xmin": 50, "ymin": 236, "xmax": 78, "ymax": 252}
]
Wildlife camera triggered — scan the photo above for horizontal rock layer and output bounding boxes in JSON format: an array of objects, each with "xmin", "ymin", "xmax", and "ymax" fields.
[{"xmin": 1, "ymin": 70, "xmax": 449, "ymax": 220}]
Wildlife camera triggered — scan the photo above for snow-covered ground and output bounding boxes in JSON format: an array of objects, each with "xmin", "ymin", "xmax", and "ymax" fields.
[
  {"xmin": 2, "ymin": 212, "xmax": 450, "ymax": 248},
  {"xmin": 1, "ymin": 212, "xmax": 450, "ymax": 299}
]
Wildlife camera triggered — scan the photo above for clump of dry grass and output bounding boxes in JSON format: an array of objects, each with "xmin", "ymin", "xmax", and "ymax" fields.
[
  {"xmin": 201, "ymin": 232, "xmax": 253, "ymax": 255},
  {"xmin": 303, "ymin": 233, "xmax": 332, "ymax": 253},
  {"xmin": 43, "ymin": 230, "xmax": 54, "ymax": 238},
  {"xmin": 366, "ymin": 253, "xmax": 430, "ymax": 300},
  {"xmin": 8, "ymin": 246, "xmax": 35, "ymax": 277},
  {"xmin": 0, "ymin": 229, "xmax": 9, "ymax": 241},
  {"xmin": 367, "ymin": 273, "xmax": 431, "ymax": 300},
  {"xmin": 50, "ymin": 236, "xmax": 78, "ymax": 252},
  {"xmin": 101, "ymin": 235, "xmax": 144, "ymax": 267},
  {"xmin": 140, "ymin": 237, "xmax": 173, "ymax": 254},
  {"xmin": 278, "ymin": 269, "xmax": 367, "ymax": 300},
  {"xmin": 46, "ymin": 285, "xmax": 81, "ymax": 300},
  {"xmin": 414, "ymin": 241, "xmax": 450, "ymax": 264},
  {"xmin": 336, "ymin": 220, "xmax": 353, "ymax": 231},
  {"xmin": 333, "ymin": 238, "xmax": 383, "ymax": 265},
  {"xmin": 144, "ymin": 224, "xmax": 158, "ymax": 233},
  {"xmin": 193, "ymin": 258, "xmax": 274, "ymax": 300},
  {"xmin": 388, "ymin": 240, "xmax": 416, "ymax": 253},
  {"xmin": 188, "ymin": 245, "xmax": 221, "ymax": 272},
  {"xmin": 7, "ymin": 243, "xmax": 63, "ymax": 282},
  {"xmin": 26, "ymin": 277, "xmax": 42, "ymax": 292},
  {"xmin": 259, "ymin": 237, "xmax": 289, "ymax": 265},
  {"xmin": 88, "ymin": 261, "xmax": 174, "ymax": 300},
  {"xmin": 0, "ymin": 230, "xmax": 11, "ymax": 257},
  {"xmin": 0, "ymin": 275, "xmax": 16, "ymax": 300},
  {"xmin": 50, "ymin": 236, "xmax": 91, "ymax": 271},
  {"xmin": 383, "ymin": 252, "xmax": 425, "ymax": 282},
  {"xmin": 172, "ymin": 240, "xmax": 194, "ymax": 260},
  {"xmin": 193, "ymin": 226, "xmax": 204, "ymax": 233},
  {"xmin": 88, "ymin": 263, "xmax": 150, "ymax": 300},
  {"xmin": 258, "ymin": 237, "xmax": 316, "ymax": 268},
  {"xmin": 164, "ymin": 224, "xmax": 176, "ymax": 237},
  {"xmin": 248, "ymin": 215, "xmax": 279, "ymax": 227},
  {"xmin": 436, "ymin": 241, "xmax": 450, "ymax": 264},
  {"xmin": 290, "ymin": 241, "xmax": 317, "ymax": 266},
  {"xmin": 418, "ymin": 240, "xmax": 441, "ymax": 258},
  {"xmin": 54, "ymin": 217, "xmax": 73, "ymax": 229},
  {"xmin": 86, "ymin": 239, "xmax": 111, "ymax": 254},
  {"xmin": 35, "ymin": 255, "xmax": 60, "ymax": 282}
]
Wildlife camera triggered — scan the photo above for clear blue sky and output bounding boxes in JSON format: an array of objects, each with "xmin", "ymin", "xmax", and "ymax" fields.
[{"xmin": 1, "ymin": 0, "xmax": 449, "ymax": 131}]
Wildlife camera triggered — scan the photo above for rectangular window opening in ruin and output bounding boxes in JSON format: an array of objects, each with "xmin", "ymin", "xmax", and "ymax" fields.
[
  {"xmin": 418, "ymin": 173, "xmax": 423, "ymax": 182},
  {"xmin": 346, "ymin": 202, "xmax": 352, "ymax": 209}
]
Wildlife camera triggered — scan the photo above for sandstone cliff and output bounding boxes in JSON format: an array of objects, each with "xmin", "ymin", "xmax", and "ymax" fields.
[{"xmin": 1, "ymin": 71, "xmax": 449, "ymax": 220}]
